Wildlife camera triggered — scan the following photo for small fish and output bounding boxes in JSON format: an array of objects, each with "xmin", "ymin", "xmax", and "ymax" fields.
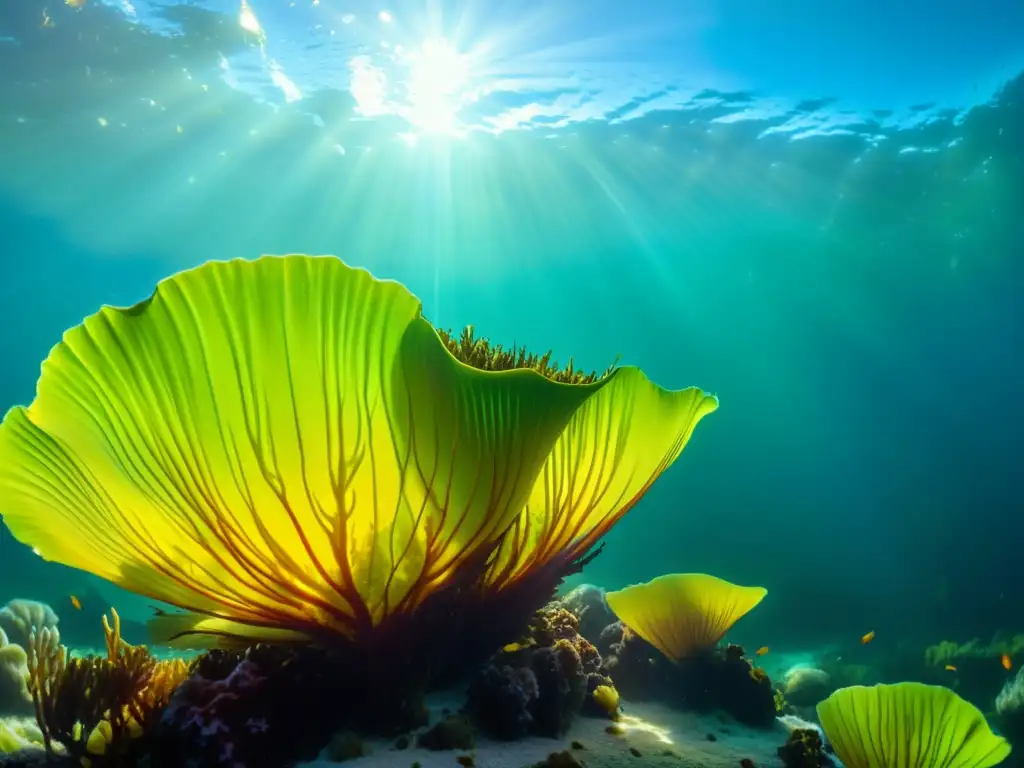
[
  {"xmin": 66, "ymin": 0, "xmax": 87, "ymax": 8},
  {"xmin": 501, "ymin": 638, "xmax": 536, "ymax": 653},
  {"xmin": 69, "ymin": 595, "xmax": 82, "ymax": 610},
  {"xmin": 1002, "ymin": 654, "xmax": 1012, "ymax": 671},
  {"xmin": 861, "ymin": 630, "xmax": 875, "ymax": 645},
  {"xmin": 754, "ymin": 646, "xmax": 769, "ymax": 657},
  {"xmin": 945, "ymin": 664, "xmax": 957, "ymax": 672}
]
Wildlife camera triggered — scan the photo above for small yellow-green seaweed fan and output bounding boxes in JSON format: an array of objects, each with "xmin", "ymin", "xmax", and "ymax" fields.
[
  {"xmin": 605, "ymin": 573, "xmax": 767, "ymax": 662},
  {"xmin": 817, "ymin": 682, "xmax": 1011, "ymax": 768},
  {"xmin": 0, "ymin": 255, "xmax": 718, "ymax": 650}
]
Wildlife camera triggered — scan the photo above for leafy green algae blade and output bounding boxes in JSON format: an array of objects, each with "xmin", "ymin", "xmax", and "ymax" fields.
[
  {"xmin": 605, "ymin": 573, "xmax": 767, "ymax": 662},
  {"xmin": 488, "ymin": 367, "xmax": 719, "ymax": 586},
  {"xmin": 817, "ymin": 682, "xmax": 1011, "ymax": 768},
  {"xmin": 379, "ymin": 316, "xmax": 607, "ymax": 614},
  {"xmin": 0, "ymin": 255, "xmax": 598, "ymax": 643}
]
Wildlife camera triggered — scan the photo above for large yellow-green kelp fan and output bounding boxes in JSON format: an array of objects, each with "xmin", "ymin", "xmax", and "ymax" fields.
[{"xmin": 0, "ymin": 256, "xmax": 717, "ymax": 690}]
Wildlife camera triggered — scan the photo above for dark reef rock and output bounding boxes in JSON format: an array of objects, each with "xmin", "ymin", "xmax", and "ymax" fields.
[
  {"xmin": 530, "ymin": 750, "xmax": 586, "ymax": 767},
  {"xmin": 596, "ymin": 620, "xmax": 627, "ymax": 658},
  {"xmin": 782, "ymin": 666, "xmax": 834, "ymax": 708},
  {"xmin": 0, "ymin": 751, "xmax": 65, "ymax": 767},
  {"xmin": 777, "ymin": 727, "xmax": 834, "ymax": 768},
  {"xmin": 556, "ymin": 585, "xmax": 614, "ymax": 645},
  {"xmin": 324, "ymin": 731, "xmax": 368, "ymax": 762},
  {"xmin": 467, "ymin": 663, "xmax": 540, "ymax": 740},
  {"xmin": 601, "ymin": 622, "xmax": 777, "ymax": 728},
  {"xmin": 529, "ymin": 640, "xmax": 588, "ymax": 737},
  {"xmin": 466, "ymin": 606, "xmax": 611, "ymax": 740},
  {"xmin": 602, "ymin": 623, "xmax": 671, "ymax": 700},
  {"xmin": 130, "ymin": 591, "xmax": 606, "ymax": 763},
  {"xmin": 417, "ymin": 713, "xmax": 476, "ymax": 750},
  {"xmin": 151, "ymin": 650, "xmax": 324, "ymax": 768},
  {"xmin": 675, "ymin": 645, "xmax": 777, "ymax": 728},
  {"xmin": 0, "ymin": 753, "xmax": 66, "ymax": 765},
  {"xmin": 150, "ymin": 643, "xmax": 428, "ymax": 767}
]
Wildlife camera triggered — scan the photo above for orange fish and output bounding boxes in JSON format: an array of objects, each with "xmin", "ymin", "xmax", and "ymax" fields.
[
  {"xmin": 755, "ymin": 646, "xmax": 769, "ymax": 656},
  {"xmin": 69, "ymin": 595, "xmax": 81, "ymax": 610},
  {"xmin": 945, "ymin": 664, "xmax": 957, "ymax": 672},
  {"xmin": 1002, "ymin": 654, "xmax": 1012, "ymax": 671},
  {"xmin": 861, "ymin": 630, "xmax": 875, "ymax": 645}
]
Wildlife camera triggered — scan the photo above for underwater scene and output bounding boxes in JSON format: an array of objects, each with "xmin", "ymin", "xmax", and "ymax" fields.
[{"xmin": 0, "ymin": 0, "xmax": 1023, "ymax": 766}]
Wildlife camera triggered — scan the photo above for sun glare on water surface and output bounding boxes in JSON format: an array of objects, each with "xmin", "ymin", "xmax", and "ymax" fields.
[
  {"xmin": 349, "ymin": 36, "xmax": 474, "ymax": 137},
  {"xmin": 236, "ymin": 0, "xmax": 475, "ymax": 137},
  {"xmin": 404, "ymin": 38, "xmax": 471, "ymax": 135}
]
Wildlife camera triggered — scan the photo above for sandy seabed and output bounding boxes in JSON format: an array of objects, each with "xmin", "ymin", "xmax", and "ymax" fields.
[
  {"xmin": 1, "ymin": 695, "xmax": 794, "ymax": 767},
  {"xmin": 300, "ymin": 693, "xmax": 792, "ymax": 768}
]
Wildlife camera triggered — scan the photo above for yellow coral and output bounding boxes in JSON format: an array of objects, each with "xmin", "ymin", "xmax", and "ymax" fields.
[
  {"xmin": 0, "ymin": 255, "xmax": 718, "ymax": 649},
  {"xmin": 24, "ymin": 609, "xmax": 190, "ymax": 763},
  {"xmin": 774, "ymin": 688, "xmax": 788, "ymax": 713},
  {"xmin": 96, "ymin": 608, "xmax": 190, "ymax": 738},
  {"xmin": 592, "ymin": 685, "xmax": 620, "ymax": 719}
]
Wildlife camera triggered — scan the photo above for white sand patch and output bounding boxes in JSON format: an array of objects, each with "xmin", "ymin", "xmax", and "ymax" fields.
[{"xmin": 300, "ymin": 695, "xmax": 792, "ymax": 768}]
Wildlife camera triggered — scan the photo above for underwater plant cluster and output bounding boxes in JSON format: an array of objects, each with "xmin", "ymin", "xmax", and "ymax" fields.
[
  {"xmin": 0, "ymin": 578, "xmax": 781, "ymax": 766},
  {"xmin": 0, "ymin": 579, "xmax": 1019, "ymax": 768},
  {"xmin": 0, "ymin": 256, "xmax": 1018, "ymax": 768},
  {"xmin": 0, "ymin": 254, "xmax": 716, "ymax": 765}
]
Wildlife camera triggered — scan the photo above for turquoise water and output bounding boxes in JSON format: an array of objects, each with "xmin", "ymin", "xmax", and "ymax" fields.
[{"xmin": 0, "ymin": 0, "xmax": 1022, "ymax": 688}]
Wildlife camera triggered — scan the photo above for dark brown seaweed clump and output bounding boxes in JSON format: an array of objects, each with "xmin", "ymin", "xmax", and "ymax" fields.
[{"xmin": 436, "ymin": 325, "xmax": 617, "ymax": 384}]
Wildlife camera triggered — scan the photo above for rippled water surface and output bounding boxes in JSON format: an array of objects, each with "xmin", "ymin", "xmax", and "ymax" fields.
[{"xmin": 1, "ymin": 0, "xmax": 1023, "ymax": 649}]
